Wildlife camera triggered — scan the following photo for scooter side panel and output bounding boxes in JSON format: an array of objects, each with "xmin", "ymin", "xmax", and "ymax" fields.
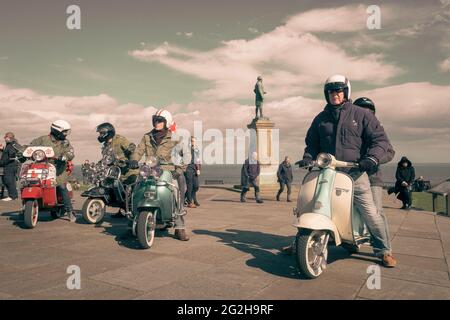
[
  {"xmin": 331, "ymin": 171, "xmax": 354, "ymax": 242},
  {"xmin": 296, "ymin": 171, "xmax": 320, "ymax": 215}
]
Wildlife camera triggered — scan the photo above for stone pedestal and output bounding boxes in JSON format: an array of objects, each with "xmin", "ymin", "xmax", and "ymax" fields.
[{"xmin": 247, "ymin": 118, "xmax": 279, "ymax": 192}]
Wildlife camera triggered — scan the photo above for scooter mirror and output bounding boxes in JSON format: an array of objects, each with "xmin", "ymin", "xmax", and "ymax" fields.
[{"xmin": 316, "ymin": 153, "xmax": 333, "ymax": 168}]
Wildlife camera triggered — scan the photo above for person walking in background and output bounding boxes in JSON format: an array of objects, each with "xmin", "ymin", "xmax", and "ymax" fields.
[
  {"xmin": 240, "ymin": 151, "xmax": 263, "ymax": 204},
  {"xmin": 0, "ymin": 132, "xmax": 23, "ymax": 201},
  {"xmin": 185, "ymin": 136, "xmax": 201, "ymax": 208},
  {"xmin": 276, "ymin": 156, "xmax": 293, "ymax": 202},
  {"xmin": 395, "ymin": 156, "xmax": 415, "ymax": 209}
]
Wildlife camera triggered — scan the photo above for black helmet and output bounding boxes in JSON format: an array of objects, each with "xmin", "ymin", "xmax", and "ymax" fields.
[
  {"xmin": 96, "ymin": 122, "xmax": 115, "ymax": 143},
  {"xmin": 354, "ymin": 97, "xmax": 376, "ymax": 114}
]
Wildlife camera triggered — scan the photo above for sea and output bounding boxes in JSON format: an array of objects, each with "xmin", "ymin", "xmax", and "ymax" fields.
[{"xmin": 73, "ymin": 163, "xmax": 450, "ymax": 187}]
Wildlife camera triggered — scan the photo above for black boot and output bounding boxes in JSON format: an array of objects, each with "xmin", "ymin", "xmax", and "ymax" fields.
[
  {"xmin": 255, "ymin": 192, "xmax": 264, "ymax": 204},
  {"xmin": 240, "ymin": 193, "xmax": 247, "ymax": 202},
  {"xmin": 193, "ymin": 195, "xmax": 200, "ymax": 207},
  {"xmin": 276, "ymin": 192, "xmax": 281, "ymax": 201}
]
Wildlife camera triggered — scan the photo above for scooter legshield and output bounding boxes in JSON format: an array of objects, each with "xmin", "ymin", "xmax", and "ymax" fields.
[{"xmin": 292, "ymin": 213, "xmax": 342, "ymax": 245}]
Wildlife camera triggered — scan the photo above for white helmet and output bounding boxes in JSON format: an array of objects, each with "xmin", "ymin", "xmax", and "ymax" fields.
[
  {"xmin": 324, "ymin": 74, "xmax": 351, "ymax": 104},
  {"xmin": 51, "ymin": 120, "xmax": 71, "ymax": 140},
  {"xmin": 152, "ymin": 109, "xmax": 176, "ymax": 132}
]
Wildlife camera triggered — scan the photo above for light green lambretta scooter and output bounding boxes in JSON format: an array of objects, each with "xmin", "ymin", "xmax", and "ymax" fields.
[
  {"xmin": 125, "ymin": 157, "xmax": 186, "ymax": 249},
  {"xmin": 292, "ymin": 153, "xmax": 371, "ymax": 279}
]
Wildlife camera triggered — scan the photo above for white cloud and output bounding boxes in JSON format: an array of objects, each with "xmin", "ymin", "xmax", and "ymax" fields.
[
  {"xmin": 129, "ymin": 5, "xmax": 402, "ymax": 101},
  {"xmin": 284, "ymin": 4, "xmax": 370, "ymax": 33},
  {"xmin": 176, "ymin": 32, "xmax": 194, "ymax": 38},
  {"xmin": 1, "ymin": 81, "xmax": 449, "ymax": 163},
  {"xmin": 438, "ymin": 58, "xmax": 450, "ymax": 72}
]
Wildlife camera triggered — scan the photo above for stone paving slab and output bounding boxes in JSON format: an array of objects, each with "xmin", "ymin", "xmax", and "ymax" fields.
[{"xmin": 0, "ymin": 188, "xmax": 449, "ymax": 300}]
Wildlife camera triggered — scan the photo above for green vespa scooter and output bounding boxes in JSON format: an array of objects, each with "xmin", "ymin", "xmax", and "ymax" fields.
[
  {"xmin": 292, "ymin": 153, "xmax": 371, "ymax": 279},
  {"xmin": 127, "ymin": 157, "xmax": 186, "ymax": 249}
]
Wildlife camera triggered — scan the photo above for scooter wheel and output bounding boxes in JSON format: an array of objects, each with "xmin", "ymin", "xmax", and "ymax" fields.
[
  {"xmin": 82, "ymin": 198, "xmax": 106, "ymax": 224},
  {"xmin": 295, "ymin": 229, "xmax": 329, "ymax": 279},
  {"xmin": 23, "ymin": 200, "xmax": 39, "ymax": 229},
  {"xmin": 136, "ymin": 211, "xmax": 156, "ymax": 249}
]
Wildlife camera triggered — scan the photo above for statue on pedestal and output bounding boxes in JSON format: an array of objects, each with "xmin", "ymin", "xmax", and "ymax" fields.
[{"xmin": 253, "ymin": 76, "xmax": 267, "ymax": 120}]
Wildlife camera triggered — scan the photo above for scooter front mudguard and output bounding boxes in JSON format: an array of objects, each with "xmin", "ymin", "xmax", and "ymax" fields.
[
  {"xmin": 21, "ymin": 187, "xmax": 43, "ymax": 200},
  {"xmin": 292, "ymin": 212, "xmax": 342, "ymax": 245}
]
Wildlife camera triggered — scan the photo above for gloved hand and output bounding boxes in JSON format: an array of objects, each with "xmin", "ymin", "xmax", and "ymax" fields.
[
  {"xmin": 359, "ymin": 158, "xmax": 378, "ymax": 174},
  {"xmin": 295, "ymin": 157, "xmax": 313, "ymax": 168},
  {"xmin": 129, "ymin": 160, "xmax": 139, "ymax": 169}
]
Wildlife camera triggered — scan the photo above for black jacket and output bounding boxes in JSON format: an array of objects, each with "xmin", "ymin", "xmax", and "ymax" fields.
[
  {"xmin": 395, "ymin": 157, "xmax": 415, "ymax": 187},
  {"xmin": 241, "ymin": 158, "xmax": 260, "ymax": 186},
  {"xmin": 0, "ymin": 140, "xmax": 22, "ymax": 172},
  {"xmin": 303, "ymin": 101, "xmax": 390, "ymax": 175},
  {"xmin": 277, "ymin": 162, "xmax": 293, "ymax": 183},
  {"xmin": 366, "ymin": 143, "xmax": 396, "ymax": 187}
]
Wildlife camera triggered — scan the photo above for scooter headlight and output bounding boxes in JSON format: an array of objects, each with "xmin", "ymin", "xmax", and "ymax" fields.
[
  {"xmin": 316, "ymin": 153, "xmax": 332, "ymax": 168},
  {"xmin": 32, "ymin": 150, "xmax": 47, "ymax": 162},
  {"xmin": 139, "ymin": 164, "xmax": 151, "ymax": 179}
]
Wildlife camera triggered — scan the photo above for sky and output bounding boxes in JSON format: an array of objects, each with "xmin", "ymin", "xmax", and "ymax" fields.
[{"xmin": 0, "ymin": 0, "xmax": 449, "ymax": 164}]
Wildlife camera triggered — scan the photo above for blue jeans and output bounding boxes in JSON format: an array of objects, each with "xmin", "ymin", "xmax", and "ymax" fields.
[
  {"xmin": 354, "ymin": 174, "xmax": 391, "ymax": 256},
  {"xmin": 371, "ymin": 186, "xmax": 391, "ymax": 251}
]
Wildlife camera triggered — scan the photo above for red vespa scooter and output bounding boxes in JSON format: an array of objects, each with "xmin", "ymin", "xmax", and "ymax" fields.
[{"xmin": 19, "ymin": 146, "xmax": 73, "ymax": 228}]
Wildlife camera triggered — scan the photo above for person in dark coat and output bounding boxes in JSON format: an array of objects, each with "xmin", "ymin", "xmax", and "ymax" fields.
[
  {"xmin": 295, "ymin": 74, "xmax": 396, "ymax": 268},
  {"xmin": 0, "ymin": 132, "xmax": 23, "ymax": 201},
  {"xmin": 395, "ymin": 156, "xmax": 415, "ymax": 209},
  {"xmin": 354, "ymin": 97, "xmax": 395, "ymax": 248},
  {"xmin": 0, "ymin": 148, "xmax": 4, "ymax": 199},
  {"xmin": 276, "ymin": 156, "xmax": 293, "ymax": 202},
  {"xmin": 185, "ymin": 136, "xmax": 201, "ymax": 208},
  {"xmin": 240, "ymin": 151, "xmax": 263, "ymax": 203}
]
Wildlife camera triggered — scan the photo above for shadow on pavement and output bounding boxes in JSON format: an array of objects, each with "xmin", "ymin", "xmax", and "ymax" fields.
[
  {"xmin": 98, "ymin": 218, "xmax": 172, "ymax": 250},
  {"xmin": 1, "ymin": 210, "xmax": 56, "ymax": 229},
  {"xmin": 194, "ymin": 228, "xmax": 353, "ymax": 280}
]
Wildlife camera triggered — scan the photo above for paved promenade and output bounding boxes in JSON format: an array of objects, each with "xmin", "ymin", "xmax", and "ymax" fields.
[{"xmin": 1, "ymin": 187, "xmax": 449, "ymax": 299}]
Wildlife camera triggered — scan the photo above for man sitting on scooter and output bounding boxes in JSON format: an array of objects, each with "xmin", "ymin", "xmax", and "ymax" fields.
[
  {"xmin": 30, "ymin": 120, "xmax": 76, "ymax": 222},
  {"xmin": 296, "ymin": 75, "xmax": 396, "ymax": 268},
  {"xmin": 96, "ymin": 122, "xmax": 138, "ymax": 218},
  {"xmin": 129, "ymin": 109, "xmax": 191, "ymax": 241}
]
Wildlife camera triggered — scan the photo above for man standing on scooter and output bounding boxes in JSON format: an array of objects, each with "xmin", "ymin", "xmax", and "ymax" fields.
[
  {"xmin": 297, "ymin": 75, "xmax": 396, "ymax": 268},
  {"xmin": 96, "ymin": 122, "xmax": 138, "ymax": 218},
  {"xmin": 30, "ymin": 120, "xmax": 76, "ymax": 222},
  {"xmin": 130, "ymin": 109, "xmax": 191, "ymax": 241}
]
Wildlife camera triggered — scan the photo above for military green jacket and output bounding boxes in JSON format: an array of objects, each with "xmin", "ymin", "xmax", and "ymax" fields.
[
  {"xmin": 30, "ymin": 134, "xmax": 75, "ymax": 184},
  {"xmin": 102, "ymin": 134, "xmax": 137, "ymax": 180},
  {"xmin": 132, "ymin": 130, "xmax": 190, "ymax": 173}
]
